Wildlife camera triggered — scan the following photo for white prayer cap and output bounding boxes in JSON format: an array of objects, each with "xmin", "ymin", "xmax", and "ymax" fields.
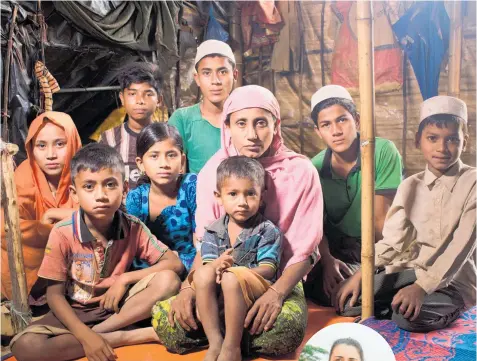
[
  {"xmin": 420, "ymin": 96, "xmax": 467, "ymax": 123},
  {"xmin": 194, "ymin": 40, "xmax": 235, "ymax": 67},
  {"xmin": 311, "ymin": 85, "xmax": 354, "ymax": 112}
]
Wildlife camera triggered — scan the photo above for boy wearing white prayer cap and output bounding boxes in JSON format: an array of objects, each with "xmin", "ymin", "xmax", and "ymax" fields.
[
  {"xmin": 169, "ymin": 39, "xmax": 238, "ymax": 174},
  {"xmin": 305, "ymin": 85, "xmax": 403, "ymax": 307},
  {"xmin": 334, "ymin": 95, "xmax": 475, "ymax": 332}
]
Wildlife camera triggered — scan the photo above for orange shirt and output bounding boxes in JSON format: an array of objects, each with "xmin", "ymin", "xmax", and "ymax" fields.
[{"xmin": 39, "ymin": 209, "xmax": 168, "ymax": 305}]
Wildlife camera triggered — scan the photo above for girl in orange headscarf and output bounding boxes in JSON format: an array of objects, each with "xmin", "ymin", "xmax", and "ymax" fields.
[{"xmin": 1, "ymin": 111, "xmax": 82, "ymax": 303}]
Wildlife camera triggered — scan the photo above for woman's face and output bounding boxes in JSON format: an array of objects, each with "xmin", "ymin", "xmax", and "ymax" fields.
[
  {"xmin": 227, "ymin": 108, "xmax": 276, "ymax": 158},
  {"xmin": 329, "ymin": 344, "xmax": 362, "ymax": 361},
  {"xmin": 32, "ymin": 121, "xmax": 68, "ymax": 181}
]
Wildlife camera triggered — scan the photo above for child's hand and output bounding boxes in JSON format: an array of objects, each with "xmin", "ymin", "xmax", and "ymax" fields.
[
  {"xmin": 80, "ymin": 328, "xmax": 117, "ymax": 361},
  {"xmin": 99, "ymin": 276, "xmax": 128, "ymax": 313},
  {"xmin": 391, "ymin": 283, "xmax": 426, "ymax": 321},
  {"xmin": 334, "ymin": 269, "xmax": 362, "ymax": 313},
  {"xmin": 40, "ymin": 208, "xmax": 60, "ymax": 225},
  {"xmin": 215, "ymin": 249, "xmax": 234, "ymax": 283}
]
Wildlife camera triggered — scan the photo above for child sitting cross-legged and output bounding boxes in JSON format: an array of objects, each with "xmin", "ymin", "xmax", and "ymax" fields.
[
  {"xmin": 190, "ymin": 156, "xmax": 282, "ymax": 361},
  {"xmin": 11, "ymin": 143, "xmax": 184, "ymax": 361},
  {"xmin": 334, "ymin": 96, "xmax": 476, "ymax": 332}
]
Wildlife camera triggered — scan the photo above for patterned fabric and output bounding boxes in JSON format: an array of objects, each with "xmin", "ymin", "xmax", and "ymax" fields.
[
  {"xmin": 151, "ymin": 282, "xmax": 307, "ymax": 356},
  {"xmin": 126, "ymin": 174, "xmax": 197, "ymax": 271},
  {"xmin": 361, "ymin": 306, "xmax": 477, "ymax": 361},
  {"xmin": 201, "ymin": 213, "xmax": 282, "ymax": 279},
  {"xmin": 99, "ymin": 122, "xmax": 141, "ymax": 189}
]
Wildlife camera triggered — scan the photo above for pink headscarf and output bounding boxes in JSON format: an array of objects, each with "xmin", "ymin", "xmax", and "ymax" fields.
[{"xmin": 196, "ymin": 85, "xmax": 323, "ymax": 272}]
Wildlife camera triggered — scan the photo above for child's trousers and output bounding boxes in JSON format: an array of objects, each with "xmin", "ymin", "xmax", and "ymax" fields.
[{"xmin": 340, "ymin": 269, "xmax": 465, "ymax": 333}]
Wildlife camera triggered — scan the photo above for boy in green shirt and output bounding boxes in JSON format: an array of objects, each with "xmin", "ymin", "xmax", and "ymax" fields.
[
  {"xmin": 168, "ymin": 40, "xmax": 237, "ymax": 174},
  {"xmin": 304, "ymin": 85, "xmax": 403, "ymax": 306}
]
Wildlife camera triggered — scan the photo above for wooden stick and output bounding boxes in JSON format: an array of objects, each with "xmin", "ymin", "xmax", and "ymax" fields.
[
  {"xmin": 1, "ymin": 142, "xmax": 32, "ymax": 332},
  {"xmin": 448, "ymin": 1, "xmax": 463, "ymax": 97},
  {"xmin": 2, "ymin": 5, "xmax": 18, "ymax": 141},
  {"xmin": 175, "ymin": 5, "xmax": 184, "ymax": 111},
  {"xmin": 229, "ymin": 3, "xmax": 244, "ymax": 87},
  {"xmin": 297, "ymin": 1, "xmax": 305, "ymax": 154},
  {"xmin": 356, "ymin": 0, "xmax": 375, "ymax": 320}
]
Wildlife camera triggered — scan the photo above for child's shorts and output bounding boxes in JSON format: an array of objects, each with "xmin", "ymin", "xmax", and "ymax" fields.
[
  {"xmin": 189, "ymin": 266, "xmax": 270, "ymax": 308},
  {"xmin": 9, "ymin": 272, "xmax": 157, "ymax": 347}
]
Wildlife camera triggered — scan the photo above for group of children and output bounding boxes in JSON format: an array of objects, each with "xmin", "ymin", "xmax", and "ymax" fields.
[{"xmin": 1, "ymin": 38, "xmax": 474, "ymax": 361}]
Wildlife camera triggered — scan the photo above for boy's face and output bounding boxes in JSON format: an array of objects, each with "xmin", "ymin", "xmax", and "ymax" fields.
[
  {"xmin": 136, "ymin": 138, "xmax": 186, "ymax": 186},
  {"xmin": 194, "ymin": 56, "xmax": 237, "ymax": 106},
  {"xmin": 215, "ymin": 176, "xmax": 262, "ymax": 225},
  {"xmin": 416, "ymin": 122, "xmax": 467, "ymax": 177},
  {"xmin": 70, "ymin": 168, "xmax": 127, "ymax": 221},
  {"xmin": 119, "ymin": 82, "xmax": 161, "ymax": 124},
  {"xmin": 32, "ymin": 122, "xmax": 68, "ymax": 180},
  {"xmin": 314, "ymin": 104, "xmax": 359, "ymax": 154}
]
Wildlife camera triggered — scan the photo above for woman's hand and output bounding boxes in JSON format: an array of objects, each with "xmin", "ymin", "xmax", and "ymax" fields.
[
  {"xmin": 244, "ymin": 287, "xmax": 284, "ymax": 335},
  {"xmin": 168, "ymin": 287, "xmax": 198, "ymax": 331}
]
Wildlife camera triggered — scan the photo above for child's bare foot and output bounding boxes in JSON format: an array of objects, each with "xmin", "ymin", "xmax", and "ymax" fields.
[
  {"xmin": 217, "ymin": 344, "xmax": 242, "ymax": 361},
  {"xmin": 204, "ymin": 341, "xmax": 223, "ymax": 361}
]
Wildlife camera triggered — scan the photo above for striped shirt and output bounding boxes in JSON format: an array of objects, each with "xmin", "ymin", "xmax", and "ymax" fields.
[
  {"xmin": 99, "ymin": 122, "xmax": 141, "ymax": 189},
  {"xmin": 200, "ymin": 213, "xmax": 282, "ymax": 282}
]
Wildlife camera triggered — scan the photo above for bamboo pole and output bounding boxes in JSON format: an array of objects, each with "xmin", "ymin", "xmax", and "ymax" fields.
[
  {"xmin": 448, "ymin": 1, "xmax": 463, "ymax": 97},
  {"xmin": 1, "ymin": 142, "xmax": 32, "ymax": 332},
  {"xmin": 2, "ymin": 5, "xmax": 18, "ymax": 141},
  {"xmin": 229, "ymin": 3, "xmax": 244, "ymax": 87},
  {"xmin": 356, "ymin": 0, "xmax": 375, "ymax": 320}
]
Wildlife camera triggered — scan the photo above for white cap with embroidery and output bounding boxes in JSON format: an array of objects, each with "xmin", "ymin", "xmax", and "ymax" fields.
[
  {"xmin": 419, "ymin": 96, "xmax": 467, "ymax": 123},
  {"xmin": 194, "ymin": 40, "xmax": 235, "ymax": 67},
  {"xmin": 311, "ymin": 85, "xmax": 354, "ymax": 112}
]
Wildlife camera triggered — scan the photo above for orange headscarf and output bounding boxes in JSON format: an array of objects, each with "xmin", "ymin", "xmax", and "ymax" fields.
[{"xmin": 1, "ymin": 111, "xmax": 82, "ymax": 300}]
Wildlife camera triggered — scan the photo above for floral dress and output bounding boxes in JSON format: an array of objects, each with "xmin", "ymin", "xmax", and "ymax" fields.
[{"xmin": 125, "ymin": 173, "xmax": 197, "ymax": 271}]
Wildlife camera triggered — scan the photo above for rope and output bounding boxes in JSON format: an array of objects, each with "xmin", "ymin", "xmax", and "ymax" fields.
[{"xmin": 3, "ymin": 300, "xmax": 32, "ymax": 327}]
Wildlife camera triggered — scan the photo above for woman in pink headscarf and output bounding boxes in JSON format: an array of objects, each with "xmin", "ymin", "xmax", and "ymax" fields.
[{"xmin": 152, "ymin": 85, "xmax": 324, "ymax": 357}]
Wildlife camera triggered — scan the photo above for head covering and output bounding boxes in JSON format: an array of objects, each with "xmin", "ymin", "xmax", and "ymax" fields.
[
  {"xmin": 197, "ymin": 85, "xmax": 324, "ymax": 272},
  {"xmin": 1, "ymin": 111, "xmax": 82, "ymax": 301},
  {"xmin": 311, "ymin": 85, "xmax": 354, "ymax": 122},
  {"xmin": 194, "ymin": 39, "xmax": 236, "ymax": 67},
  {"xmin": 419, "ymin": 95, "xmax": 467, "ymax": 123}
]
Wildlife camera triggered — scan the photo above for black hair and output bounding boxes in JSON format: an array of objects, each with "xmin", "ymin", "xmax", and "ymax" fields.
[
  {"xmin": 195, "ymin": 53, "xmax": 236, "ymax": 72},
  {"xmin": 117, "ymin": 62, "xmax": 163, "ymax": 95},
  {"xmin": 71, "ymin": 143, "xmax": 125, "ymax": 184},
  {"xmin": 311, "ymin": 98, "xmax": 359, "ymax": 127},
  {"xmin": 136, "ymin": 123, "xmax": 184, "ymax": 158},
  {"xmin": 216, "ymin": 156, "xmax": 265, "ymax": 192},
  {"xmin": 417, "ymin": 114, "xmax": 468, "ymax": 140},
  {"xmin": 329, "ymin": 338, "xmax": 364, "ymax": 361}
]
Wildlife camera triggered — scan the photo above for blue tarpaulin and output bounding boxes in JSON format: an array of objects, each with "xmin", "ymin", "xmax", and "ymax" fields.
[{"xmin": 393, "ymin": 2, "xmax": 450, "ymax": 100}]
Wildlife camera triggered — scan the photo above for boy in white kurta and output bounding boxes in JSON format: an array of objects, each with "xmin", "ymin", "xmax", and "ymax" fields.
[{"xmin": 334, "ymin": 96, "xmax": 476, "ymax": 332}]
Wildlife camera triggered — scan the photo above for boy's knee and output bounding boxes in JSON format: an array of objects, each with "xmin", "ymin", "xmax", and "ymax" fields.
[
  {"xmin": 220, "ymin": 271, "xmax": 240, "ymax": 290},
  {"xmin": 193, "ymin": 265, "xmax": 216, "ymax": 288},
  {"xmin": 12, "ymin": 333, "xmax": 44, "ymax": 361},
  {"xmin": 150, "ymin": 270, "xmax": 181, "ymax": 294},
  {"xmin": 392, "ymin": 306, "xmax": 462, "ymax": 333}
]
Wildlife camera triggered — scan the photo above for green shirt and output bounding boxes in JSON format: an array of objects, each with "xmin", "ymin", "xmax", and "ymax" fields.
[
  {"xmin": 311, "ymin": 137, "xmax": 402, "ymax": 239},
  {"xmin": 168, "ymin": 103, "xmax": 221, "ymax": 174}
]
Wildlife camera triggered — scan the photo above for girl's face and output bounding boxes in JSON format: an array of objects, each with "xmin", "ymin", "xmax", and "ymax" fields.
[
  {"xmin": 329, "ymin": 344, "xmax": 362, "ymax": 361},
  {"xmin": 32, "ymin": 122, "xmax": 68, "ymax": 181},
  {"xmin": 136, "ymin": 138, "xmax": 185, "ymax": 186}
]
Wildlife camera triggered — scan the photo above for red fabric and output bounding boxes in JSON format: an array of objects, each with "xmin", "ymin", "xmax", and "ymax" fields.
[{"xmin": 331, "ymin": 2, "xmax": 403, "ymax": 92}]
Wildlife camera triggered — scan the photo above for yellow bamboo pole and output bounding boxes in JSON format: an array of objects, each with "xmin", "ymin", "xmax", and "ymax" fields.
[
  {"xmin": 356, "ymin": 0, "xmax": 375, "ymax": 320},
  {"xmin": 1, "ymin": 142, "xmax": 32, "ymax": 332},
  {"xmin": 448, "ymin": 1, "xmax": 463, "ymax": 97}
]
